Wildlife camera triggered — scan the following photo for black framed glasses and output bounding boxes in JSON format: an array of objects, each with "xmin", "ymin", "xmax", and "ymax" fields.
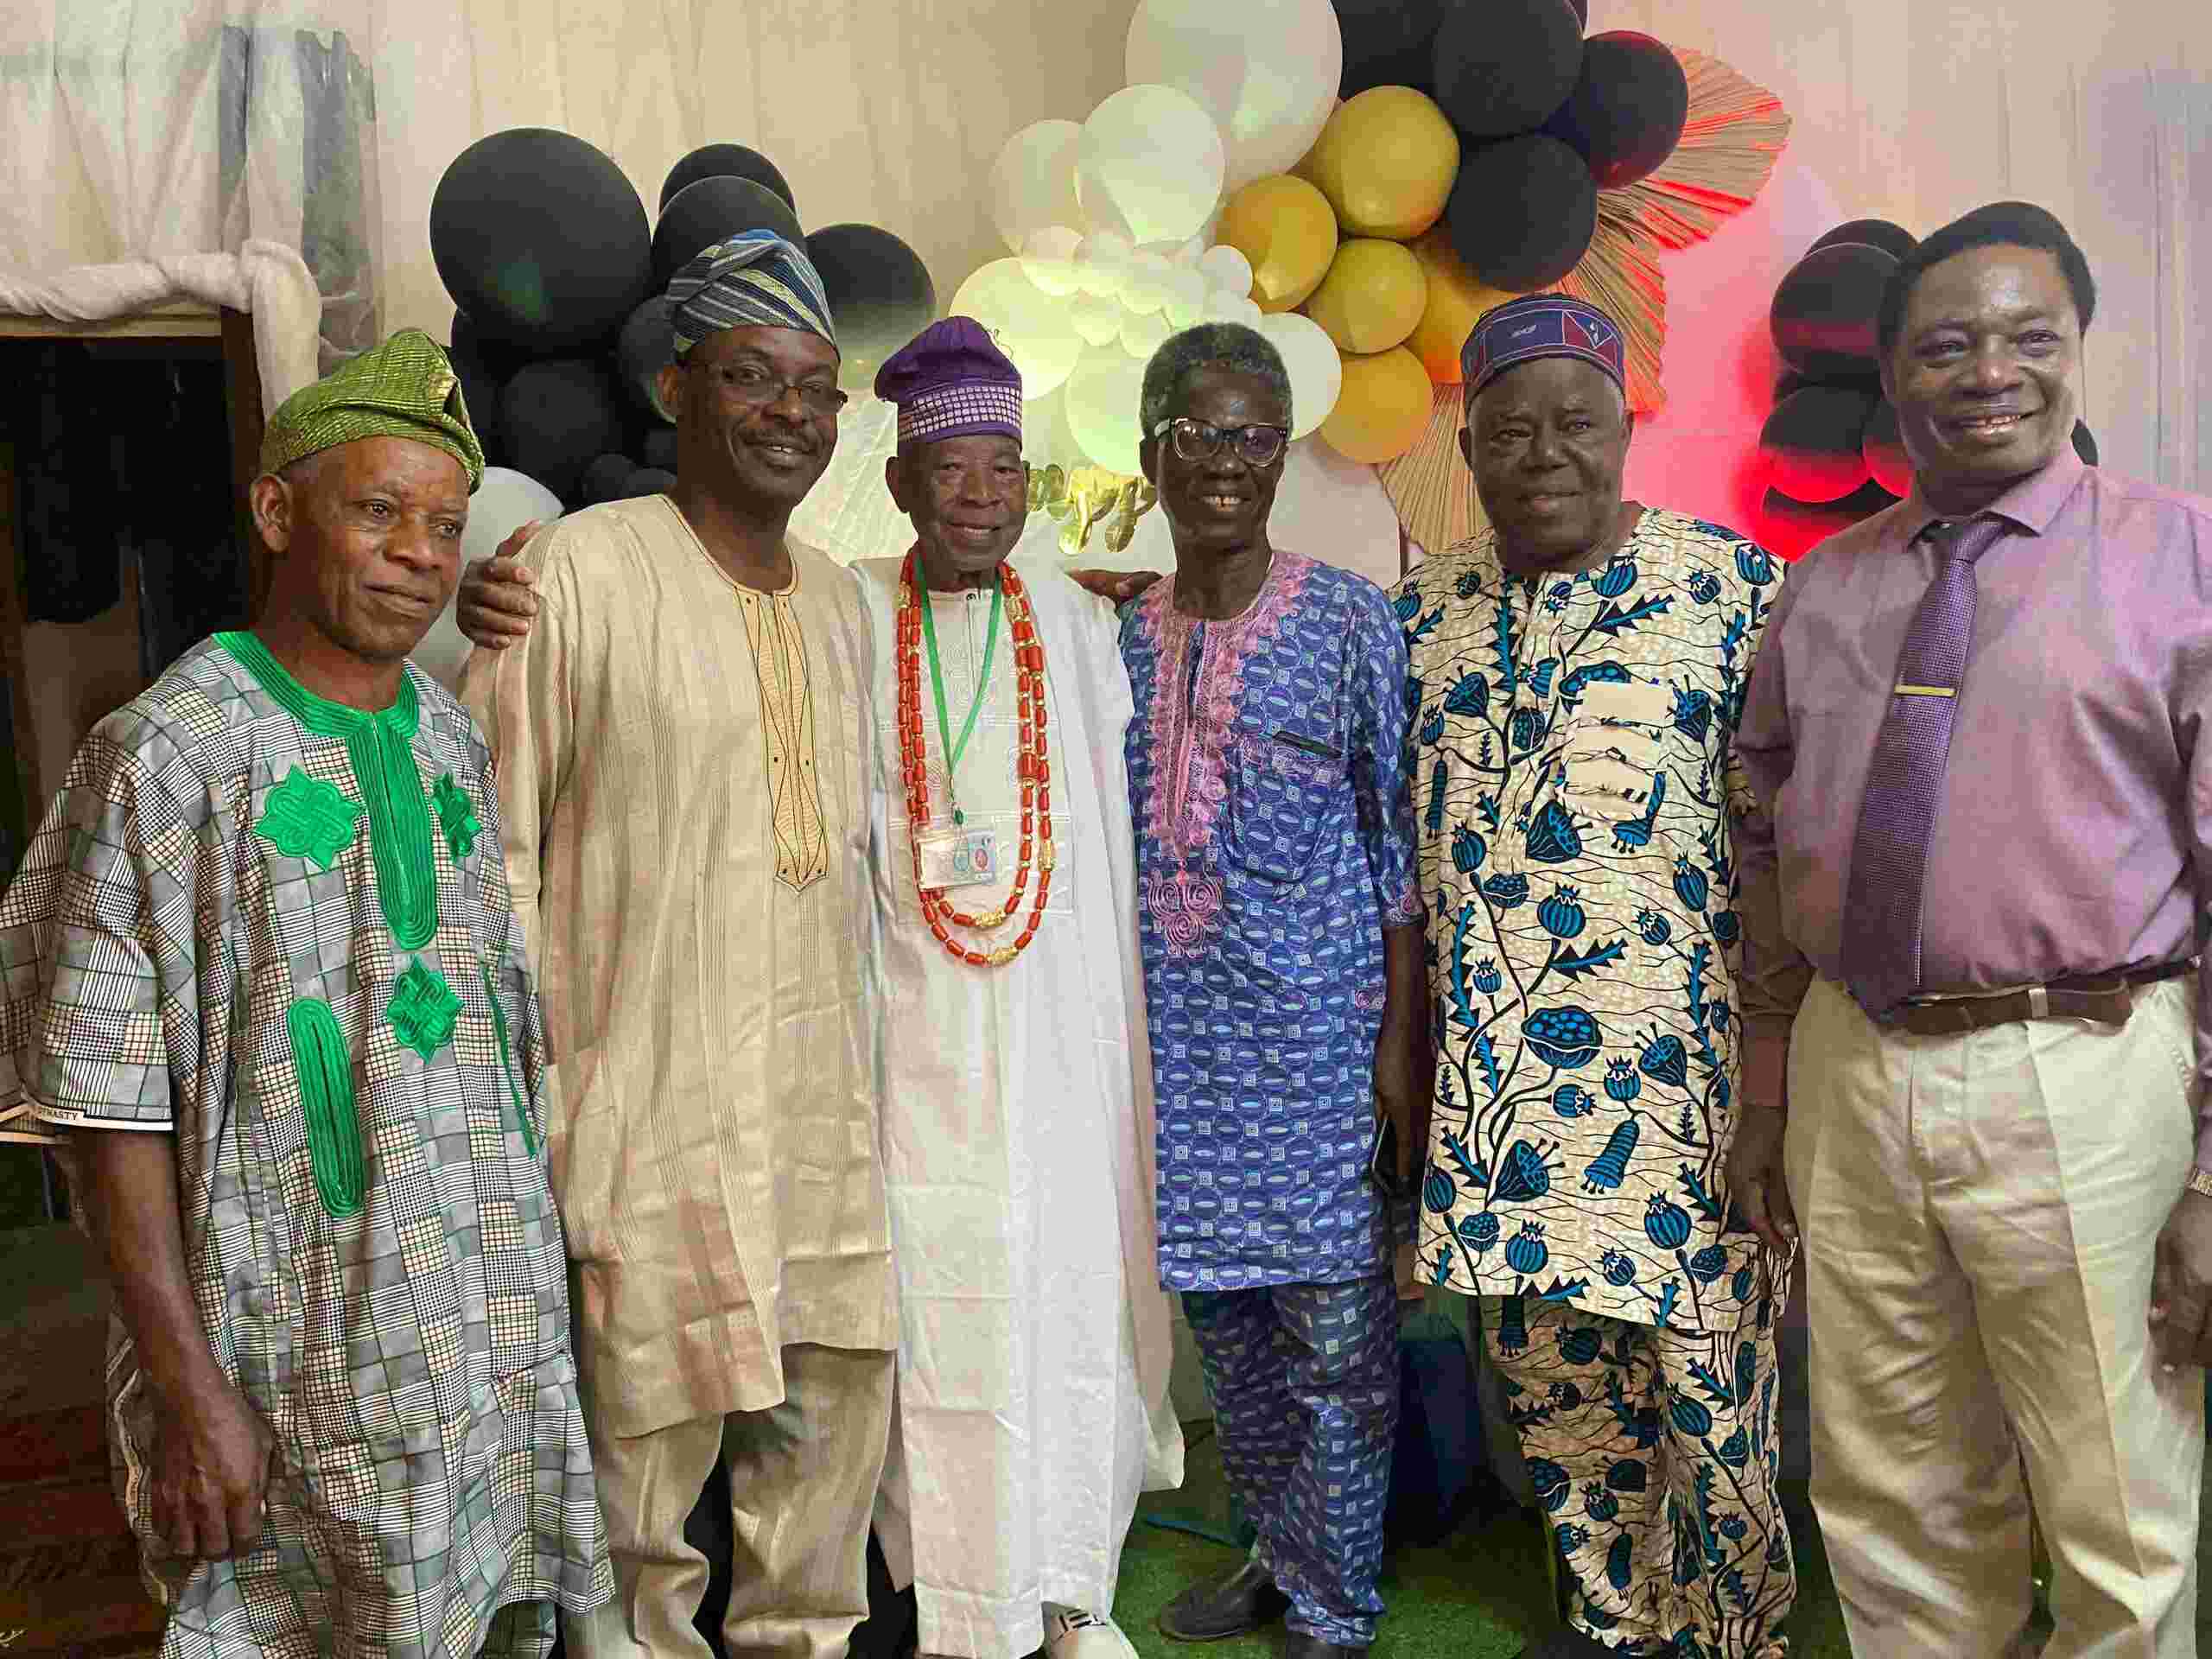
[
  {"xmin": 693, "ymin": 359, "xmax": 849, "ymax": 418},
  {"xmin": 1151, "ymin": 416, "xmax": 1289, "ymax": 467}
]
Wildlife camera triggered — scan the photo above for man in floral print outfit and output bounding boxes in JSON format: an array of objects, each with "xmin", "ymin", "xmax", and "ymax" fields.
[{"xmin": 1392, "ymin": 295, "xmax": 1798, "ymax": 1659}]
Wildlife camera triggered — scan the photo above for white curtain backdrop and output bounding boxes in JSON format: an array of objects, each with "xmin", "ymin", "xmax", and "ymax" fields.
[{"xmin": 2, "ymin": 0, "xmax": 2204, "ymax": 491}]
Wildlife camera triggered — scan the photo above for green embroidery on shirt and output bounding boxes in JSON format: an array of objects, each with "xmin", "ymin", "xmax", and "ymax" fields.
[
  {"xmin": 433, "ymin": 773, "xmax": 482, "ymax": 862},
  {"xmin": 484, "ymin": 966, "xmax": 537, "ymax": 1156},
  {"xmin": 287, "ymin": 998, "xmax": 365, "ymax": 1218},
  {"xmin": 216, "ymin": 632, "xmax": 439, "ymax": 949},
  {"xmin": 253, "ymin": 766, "xmax": 365, "ymax": 870},
  {"xmin": 386, "ymin": 958, "xmax": 463, "ymax": 1062}
]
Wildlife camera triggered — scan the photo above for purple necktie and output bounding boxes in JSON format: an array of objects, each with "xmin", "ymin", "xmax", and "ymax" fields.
[{"xmin": 1839, "ymin": 515, "xmax": 2011, "ymax": 1018}]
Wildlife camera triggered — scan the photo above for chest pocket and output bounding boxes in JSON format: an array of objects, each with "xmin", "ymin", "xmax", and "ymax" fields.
[
  {"xmin": 1224, "ymin": 725, "xmax": 1344, "ymax": 882},
  {"xmin": 1553, "ymin": 680, "xmax": 1678, "ymax": 845}
]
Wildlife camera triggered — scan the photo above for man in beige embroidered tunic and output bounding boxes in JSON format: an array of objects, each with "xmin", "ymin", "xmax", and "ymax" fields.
[
  {"xmin": 457, "ymin": 232, "xmax": 897, "ymax": 1659},
  {"xmin": 0, "ymin": 329, "xmax": 613, "ymax": 1659}
]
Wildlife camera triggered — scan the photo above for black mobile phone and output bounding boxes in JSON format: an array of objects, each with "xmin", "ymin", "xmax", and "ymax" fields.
[{"xmin": 1369, "ymin": 1112, "xmax": 1404, "ymax": 1199}]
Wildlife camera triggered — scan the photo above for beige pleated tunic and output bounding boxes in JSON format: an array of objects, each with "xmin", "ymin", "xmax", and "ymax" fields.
[{"xmin": 461, "ymin": 494, "xmax": 894, "ymax": 1438}]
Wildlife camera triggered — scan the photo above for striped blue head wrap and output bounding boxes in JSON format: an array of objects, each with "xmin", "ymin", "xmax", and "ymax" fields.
[{"xmin": 666, "ymin": 230, "xmax": 838, "ymax": 357}]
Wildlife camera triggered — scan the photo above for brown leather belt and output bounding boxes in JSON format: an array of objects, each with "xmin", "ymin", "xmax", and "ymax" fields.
[{"xmin": 1889, "ymin": 957, "xmax": 2197, "ymax": 1037}]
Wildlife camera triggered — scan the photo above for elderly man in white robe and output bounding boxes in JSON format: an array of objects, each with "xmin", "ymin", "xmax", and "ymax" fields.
[{"xmin": 454, "ymin": 317, "xmax": 1182, "ymax": 1659}]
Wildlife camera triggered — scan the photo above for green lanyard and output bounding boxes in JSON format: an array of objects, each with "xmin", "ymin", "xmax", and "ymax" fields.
[{"xmin": 917, "ymin": 575, "xmax": 1002, "ymax": 826}]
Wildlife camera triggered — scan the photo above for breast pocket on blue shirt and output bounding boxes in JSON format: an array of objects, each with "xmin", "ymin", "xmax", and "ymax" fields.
[{"xmin": 1224, "ymin": 725, "xmax": 1344, "ymax": 882}]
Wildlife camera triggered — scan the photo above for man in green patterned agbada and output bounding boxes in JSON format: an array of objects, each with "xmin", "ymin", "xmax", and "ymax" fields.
[{"xmin": 0, "ymin": 329, "xmax": 613, "ymax": 1659}]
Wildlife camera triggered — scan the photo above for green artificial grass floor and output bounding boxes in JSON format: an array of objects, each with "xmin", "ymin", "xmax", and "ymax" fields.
[{"xmin": 1110, "ymin": 1426, "xmax": 1853, "ymax": 1659}]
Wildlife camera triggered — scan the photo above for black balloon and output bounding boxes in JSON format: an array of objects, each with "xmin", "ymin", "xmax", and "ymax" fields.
[
  {"xmin": 1333, "ymin": 0, "xmax": 1444, "ymax": 97},
  {"xmin": 1810, "ymin": 218, "xmax": 1918, "ymax": 263},
  {"xmin": 1446, "ymin": 134, "xmax": 1597, "ymax": 292},
  {"xmin": 1761, "ymin": 385, "xmax": 1876, "ymax": 504},
  {"xmin": 623, "ymin": 467, "xmax": 678, "ymax": 499},
  {"xmin": 1770, "ymin": 241, "xmax": 1897, "ymax": 378},
  {"xmin": 644, "ymin": 425, "xmax": 679, "ymax": 470},
  {"xmin": 805, "ymin": 224, "xmax": 938, "ymax": 392},
  {"xmin": 1341, "ymin": 35, "xmax": 1440, "ymax": 99},
  {"xmin": 1759, "ymin": 480, "xmax": 1897, "ymax": 562},
  {"xmin": 652, "ymin": 176, "xmax": 805, "ymax": 291},
  {"xmin": 499, "ymin": 359, "xmax": 626, "ymax": 502},
  {"xmin": 1540, "ymin": 30, "xmax": 1688, "ymax": 189},
  {"xmin": 1432, "ymin": 0, "xmax": 1584, "ymax": 141},
  {"xmin": 617, "ymin": 296, "xmax": 678, "ymax": 417},
  {"xmin": 431, "ymin": 129, "xmax": 652, "ymax": 356},
  {"xmin": 2072, "ymin": 420, "xmax": 2098, "ymax": 465},
  {"xmin": 582, "ymin": 453, "xmax": 639, "ymax": 505},
  {"xmin": 660, "ymin": 144, "xmax": 796, "ymax": 215},
  {"xmin": 1862, "ymin": 399, "xmax": 1912, "ymax": 496},
  {"xmin": 448, "ymin": 314, "xmax": 511, "ymax": 464}
]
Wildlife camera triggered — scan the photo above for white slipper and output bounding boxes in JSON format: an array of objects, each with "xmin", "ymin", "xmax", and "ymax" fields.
[{"xmin": 1043, "ymin": 1606, "xmax": 1139, "ymax": 1659}]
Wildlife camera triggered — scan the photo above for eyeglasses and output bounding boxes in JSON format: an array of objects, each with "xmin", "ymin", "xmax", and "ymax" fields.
[
  {"xmin": 690, "ymin": 359, "xmax": 849, "ymax": 418},
  {"xmin": 1151, "ymin": 416, "xmax": 1289, "ymax": 467}
]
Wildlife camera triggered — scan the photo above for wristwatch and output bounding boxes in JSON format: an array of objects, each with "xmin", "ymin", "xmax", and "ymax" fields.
[{"xmin": 2188, "ymin": 1167, "xmax": 2212, "ymax": 1201}]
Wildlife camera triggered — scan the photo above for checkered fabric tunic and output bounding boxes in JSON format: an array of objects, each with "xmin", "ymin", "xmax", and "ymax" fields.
[{"xmin": 0, "ymin": 637, "xmax": 611, "ymax": 1659}]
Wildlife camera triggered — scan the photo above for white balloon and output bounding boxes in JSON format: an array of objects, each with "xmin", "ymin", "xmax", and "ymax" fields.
[
  {"xmin": 1255, "ymin": 311, "xmax": 1344, "ymax": 440},
  {"xmin": 414, "ymin": 467, "xmax": 565, "ymax": 691},
  {"xmin": 1073, "ymin": 231, "xmax": 1133, "ymax": 296},
  {"xmin": 1019, "ymin": 226, "xmax": 1086, "ymax": 297},
  {"xmin": 1171, "ymin": 236, "xmax": 1207, "ymax": 267},
  {"xmin": 949, "ymin": 258, "xmax": 1084, "ymax": 397},
  {"xmin": 1063, "ymin": 345, "xmax": 1151, "ymax": 475},
  {"xmin": 1162, "ymin": 268, "xmax": 1208, "ymax": 327},
  {"xmin": 1201, "ymin": 287, "xmax": 1255, "ymax": 326},
  {"xmin": 1228, "ymin": 296, "xmax": 1263, "ymax": 329},
  {"xmin": 988, "ymin": 119, "xmax": 1085, "ymax": 257},
  {"xmin": 1125, "ymin": 0, "xmax": 1344, "ymax": 192},
  {"xmin": 1120, "ymin": 305, "xmax": 1173, "ymax": 360},
  {"xmin": 1121, "ymin": 250, "xmax": 1177, "ymax": 315},
  {"xmin": 1076, "ymin": 84, "xmax": 1225, "ymax": 247},
  {"xmin": 1198, "ymin": 244, "xmax": 1255, "ymax": 300},
  {"xmin": 1071, "ymin": 292, "xmax": 1124, "ymax": 346},
  {"xmin": 1022, "ymin": 385, "xmax": 1082, "ymax": 472}
]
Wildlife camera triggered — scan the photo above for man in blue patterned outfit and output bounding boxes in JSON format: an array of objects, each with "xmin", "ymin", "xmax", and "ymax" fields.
[
  {"xmin": 1122, "ymin": 324, "xmax": 1424, "ymax": 1659},
  {"xmin": 1391, "ymin": 296, "xmax": 1799, "ymax": 1659}
]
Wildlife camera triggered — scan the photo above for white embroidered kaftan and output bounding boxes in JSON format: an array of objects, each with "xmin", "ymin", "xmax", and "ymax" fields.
[{"xmin": 854, "ymin": 550, "xmax": 1183, "ymax": 1659}]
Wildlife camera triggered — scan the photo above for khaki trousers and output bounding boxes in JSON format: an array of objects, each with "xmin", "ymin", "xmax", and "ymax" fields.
[
  {"xmin": 568, "ymin": 1344, "xmax": 897, "ymax": 1659},
  {"xmin": 1786, "ymin": 975, "xmax": 2204, "ymax": 1659}
]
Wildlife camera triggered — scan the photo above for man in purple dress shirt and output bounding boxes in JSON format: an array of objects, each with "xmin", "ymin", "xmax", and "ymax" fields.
[{"xmin": 1727, "ymin": 201, "xmax": 2212, "ymax": 1658}]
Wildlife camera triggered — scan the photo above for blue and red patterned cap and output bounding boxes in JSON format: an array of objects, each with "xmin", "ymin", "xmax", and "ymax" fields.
[{"xmin": 1462, "ymin": 293, "xmax": 1627, "ymax": 397}]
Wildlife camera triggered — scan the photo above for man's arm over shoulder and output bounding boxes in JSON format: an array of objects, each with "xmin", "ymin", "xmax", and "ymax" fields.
[
  {"xmin": 1728, "ymin": 547, "xmax": 1815, "ymax": 1105},
  {"xmin": 457, "ymin": 524, "xmax": 585, "ymax": 976}
]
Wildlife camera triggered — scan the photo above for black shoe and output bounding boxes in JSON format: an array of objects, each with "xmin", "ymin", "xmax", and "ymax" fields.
[
  {"xmin": 1512, "ymin": 1628, "xmax": 1622, "ymax": 1659},
  {"xmin": 1155, "ymin": 1560, "xmax": 1290, "ymax": 1642},
  {"xmin": 1283, "ymin": 1637, "xmax": 1368, "ymax": 1659}
]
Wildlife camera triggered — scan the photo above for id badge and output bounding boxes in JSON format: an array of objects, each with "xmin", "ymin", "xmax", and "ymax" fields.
[{"xmin": 917, "ymin": 824, "xmax": 1001, "ymax": 891}]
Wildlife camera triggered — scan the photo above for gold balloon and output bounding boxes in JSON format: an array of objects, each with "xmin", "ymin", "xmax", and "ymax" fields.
[
  {"xmin": 1319, "ymin": 346, "xmax": 1433, "ymax": 465},
  {"xmin": 1303, "ymin": 238, "xmax": 1429, "ymax": 356},
  {"xmin": 1296, "ymin": 86, "xmax": 1460, "ymax": 241},
  {"xmin": 1216, "ymin": 174, "xmax": 1340, "ymax": 314},
  {"xmin": 1408, "ymin": 229, "xmax": 1520, "ymax": 385}
]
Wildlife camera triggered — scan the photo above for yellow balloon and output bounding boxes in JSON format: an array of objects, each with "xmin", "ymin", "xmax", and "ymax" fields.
[
  {"xmin": 1408, "ymin": 229, "xmax": 1522, "ymax": 385},
  {"xmin": 1319, "ymin": 346, "xmax": 1433, "ymax": 464},
  {"xmin": 1296, "ymin": 86, "xmax": 1460, "ymax": 241},
  {"xmin": 1216, "ymin": 174, "xmax": 1339, "ymax": 314},
  {"xmin": 1303, "ymin": 238, "xmax": 1428, "ymax": 356}
]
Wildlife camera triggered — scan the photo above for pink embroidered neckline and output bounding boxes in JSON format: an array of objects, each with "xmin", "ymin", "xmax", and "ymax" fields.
[{"xmin": 1135, "ymin": 552, "xmax": 1315, "ymax": 954}]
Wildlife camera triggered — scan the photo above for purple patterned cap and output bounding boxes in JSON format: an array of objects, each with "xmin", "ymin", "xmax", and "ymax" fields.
[
  {"xmin": 1463, "ymin": 293, "xmax": 1627, "ymax": 397},
  {"xmin": 874, "ymin": 316, "xmax": 1024, "ymax": 446}
]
